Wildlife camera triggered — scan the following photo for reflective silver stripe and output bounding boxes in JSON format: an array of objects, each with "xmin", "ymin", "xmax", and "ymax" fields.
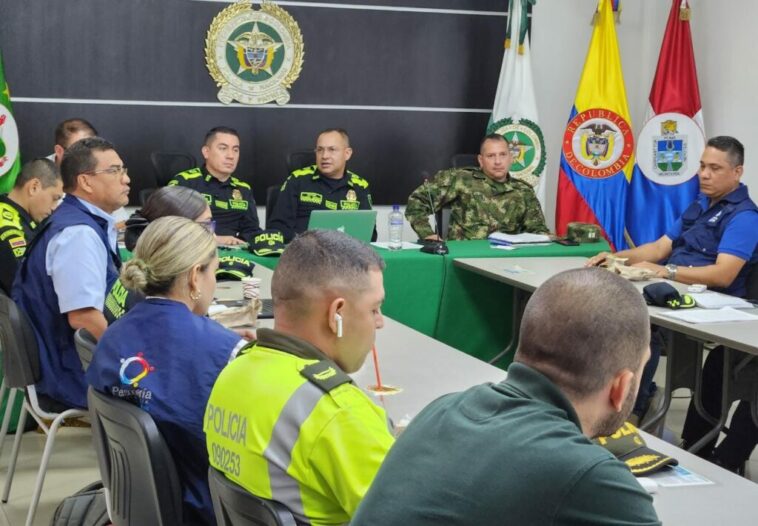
[{"xmin": 264, "ymin": 381, "xmax": 325, "ymax": 524}]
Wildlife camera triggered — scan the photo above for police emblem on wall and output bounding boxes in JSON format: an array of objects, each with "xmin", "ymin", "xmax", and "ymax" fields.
[
  {"xmin": 0, "ymin": 111, "xmax": 19, "ymax": 178},
  {"xmin": 205, "ymin": 0, "xmax": 304, "ymax": 105},
  {"xmin": 636, "ymin": 112, "xmax": 705, "ymax": 186},
  {"xmin": 562, "ymin": 108, "xmax": 634, "ymax": 179},
  {"xmin": 487, "ymin": 118, "xmax": 546, "ymax": 188}
]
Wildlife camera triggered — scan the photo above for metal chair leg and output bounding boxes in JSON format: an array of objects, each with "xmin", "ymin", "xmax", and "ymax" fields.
[
  {"xmin": 0, "ymin": 385, "xmax": 16, "ymax": 462},
  {"xmin": 2, "ymin": 402, "xmax": 28, "ymax": 503}
]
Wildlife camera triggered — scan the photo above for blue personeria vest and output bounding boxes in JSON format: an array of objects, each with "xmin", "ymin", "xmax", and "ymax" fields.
[
  {"xmin": 668, "ymin": 184, "xmax": 758, "ymax": 297},
  {"xmin": 12, "ymin": 195, "xmax": 121, "ymax": 409}
]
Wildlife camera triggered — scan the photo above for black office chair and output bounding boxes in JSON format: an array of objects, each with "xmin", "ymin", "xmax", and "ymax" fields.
[
  {"xmin": 433, "ymin": 208, "xmax": 452, "ymax": 240},
  {"xmin": 265, "ymin": 185, "xmax": 281, "ymax": 229},
  {"xmin": 450, "ymin": 153, "xmax": 478, "ymax": 169},
  {"xmin": 208, "ymin": 467, "xmax": 296, "ymax": 526},
  {"xmin": 88, "ymin": 387, "xmax": 184, "ymax": 526},
  {"xmin": 286, "ymin": 149, "xmax": 315, "ymax": 175},
  {"xmin": 74, "ymin": 328, "xmax": 97, "ymax": 372},
  {"xmin": 0, "ymin": 294, "xmax": 88, "ymax": 525},
  {"xmin": 140, "ymin": 151, "xmax": 198, "ymax": 205}
]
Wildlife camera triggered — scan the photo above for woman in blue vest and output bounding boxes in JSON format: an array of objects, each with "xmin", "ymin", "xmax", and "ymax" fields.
[
  {"xmin": 104, "ymin": 186, "xmax": 213, "ymax": 324},
  {"xmin": 87, "ymin": 216, "xmax": 247, "ymax": 525}
]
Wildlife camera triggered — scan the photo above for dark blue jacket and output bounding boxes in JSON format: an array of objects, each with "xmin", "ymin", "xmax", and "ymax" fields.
[
  {"xmin": 87, "ymin": 298, "xmax": 242, "ymax": 525},
  {"xmin": 12, "ymin": 195, "xmax": 120, "ymax": 409},
  {"xmin": 668, "ymin": 184, "xmax": 758, "ymax": 297}
]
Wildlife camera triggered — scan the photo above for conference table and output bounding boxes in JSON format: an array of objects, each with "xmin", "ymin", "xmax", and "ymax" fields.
[
  {"xmin": 217, "ymin": 266, "xmax": 758, "ymax": 524},
  {"xmin": 225, "ymin": 239, "xmax": 610, "ymax": 364},
  {"xmin": 454, "ymin": 256, "xmax": 758, "ymax": 453}
]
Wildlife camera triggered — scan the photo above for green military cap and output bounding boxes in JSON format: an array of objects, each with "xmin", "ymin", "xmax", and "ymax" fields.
[
  {"xmin": 249, "ymin": 229, "xmax": 286, "ymax": 257},
  {"xmin": 567, "ymin": 222, "xmax": 602, "ymax": 243},
  {"xmin": 594, "ymin": 422, "xmax": 678, "ymax": 476},
  {"xmin": 216, "ymin": 255, "xmax": 255, "ymax": 281}
]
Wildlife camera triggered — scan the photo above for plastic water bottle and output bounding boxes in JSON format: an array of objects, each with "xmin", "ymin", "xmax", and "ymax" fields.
[{"xmin": 388, "ymin": 204, "xmax": 403, "ymax": 250}]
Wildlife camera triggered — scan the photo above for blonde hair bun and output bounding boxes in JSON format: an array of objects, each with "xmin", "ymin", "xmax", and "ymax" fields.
[{"xmin": 120, "ymin": 258, "xmax": 150, "ymax": 291}]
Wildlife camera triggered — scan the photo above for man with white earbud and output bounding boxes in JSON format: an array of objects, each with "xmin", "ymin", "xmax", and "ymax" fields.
[{"xmin": 205, "ymin": 229, "xmax": 394, "ymax": 525}]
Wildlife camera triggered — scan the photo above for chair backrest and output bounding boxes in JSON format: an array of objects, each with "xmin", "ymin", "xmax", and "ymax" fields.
[
  {"xmin": 265, "ymin": 185, "xmax": 281, "ymax": 228},
  {"xmin": 208, "ymin": 467, "xmax": 296, "ymax": 526},
  {"xmin": 433, "ymin": 207, "xmax": 452, "ymax": 240},
  {"xmin": 0, "ymin": 293, "xmax": 41, "ymax": 389},
  {"xmin": 74, "ymin": 328, "xmax": 97, "ymax": 372},
  {"xmin": 87, "ymin": 387, "xmax": 184, "ymax": 526},
  {"xmin": 745, "ymin": 264, "xmax": 758, "ymax": 302},
  {"xmin": 286, "ymin": 149, "xmax": 316, "ymax": 175},
  {"xmin": 450, "ymin": 153, "xmax": 478, "ymax": 169},
  {"xmin": 149, "ymin": 151, "xmax": 197, "ymax": 187}
]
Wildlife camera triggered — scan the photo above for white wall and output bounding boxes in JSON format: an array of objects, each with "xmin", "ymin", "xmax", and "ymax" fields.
[{"xmin": 531, "ymin": 0, "xmax": 758, "ymax": 228}]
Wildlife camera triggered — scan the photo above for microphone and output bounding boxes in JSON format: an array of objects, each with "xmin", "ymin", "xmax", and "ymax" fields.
[{"xmin": 419, "ymin": 176, "xmax": 449, "ymax": 255}]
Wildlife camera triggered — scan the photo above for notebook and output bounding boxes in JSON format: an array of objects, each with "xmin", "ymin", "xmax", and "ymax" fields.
[{"xmin": 307, "ymin": 210, "xmax": 377, "ymax": 242}]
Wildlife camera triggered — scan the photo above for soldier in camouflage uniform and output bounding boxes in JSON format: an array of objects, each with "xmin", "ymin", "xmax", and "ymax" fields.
[{"xmin": 406, "ymin": 134, "xmax": 548, "ymax": 240}]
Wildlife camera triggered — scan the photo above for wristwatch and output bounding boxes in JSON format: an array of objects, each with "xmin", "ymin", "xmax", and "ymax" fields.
[{"xmin": 665, "ymin": 263, "xmax": 678, "ymax": 281}]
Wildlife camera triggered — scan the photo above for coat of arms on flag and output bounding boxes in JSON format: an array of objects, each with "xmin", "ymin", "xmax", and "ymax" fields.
[{"xmin": 636, "ymin": 112, "xmax": 704, "ymax": 186}]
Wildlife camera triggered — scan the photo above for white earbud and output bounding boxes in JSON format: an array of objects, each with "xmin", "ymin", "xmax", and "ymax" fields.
[{"xmin": 335, "ymin": 313, "xmax": 343, "ymax": 338}]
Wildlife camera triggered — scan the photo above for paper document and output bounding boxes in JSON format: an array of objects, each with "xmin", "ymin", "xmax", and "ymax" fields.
[
  {"xmin": 659, "ymin": 307, "xmax": 758, "ymax": 324},
  {"xmin": 649, "ymin": 465, "xmax": 713, "ymax": 487},
  {"xmin": 488, "ymin": 232, "xmax": 552, "ymax": 245},
  {"xmin": 689, "ymin": 292, "xmax": 754, "ymax": 309},
  {"xmin": 371, "ymin": 241, "xmax": 424, "ymax": 250}
]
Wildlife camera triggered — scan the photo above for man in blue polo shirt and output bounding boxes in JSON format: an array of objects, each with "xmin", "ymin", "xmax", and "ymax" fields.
[
  {"xmin": 13, "ymin": 137, "xmax": 129, "ymax": 409},
  {"xmin": 587, "ymin": 135, "xmax": 758, "ymax": 467}
]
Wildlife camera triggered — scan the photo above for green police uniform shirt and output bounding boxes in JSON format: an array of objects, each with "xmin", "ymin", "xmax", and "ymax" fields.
[
  {"xmin": 405, "ymin": 167, "xmax": 548, "ymax": 240},
  {"xmin": 168, "ymin": 166, "xmax": 262, "ymax": 241},
  {"xmin": 267, "ymin": 165, "xmax": 374, "ymax": 242},
  {"xmin": 0, "ymin": 195, "xmax": 36, "ymax": 295},
  {"xmin": 205, "ymin": 328, "xmax": 394, "ymax": 526}
]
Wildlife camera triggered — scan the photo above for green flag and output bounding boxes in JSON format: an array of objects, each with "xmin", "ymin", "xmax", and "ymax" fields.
[{"xmin": 0, "ymin": 50, "xmax": 20, "ymax": 194}]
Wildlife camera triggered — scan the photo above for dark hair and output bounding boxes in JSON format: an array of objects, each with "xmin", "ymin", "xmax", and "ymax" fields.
[
  {"xmin": 479, "ymin": 133, "xmax": 507, "ymax": 152},
  {"xmin": 515, "ymin": 268, "xmax": 650, "ymax": 399},
  {"xmin": 60, "ymin": 136, "xmax": 116, "ymax": 191},
  {"xmin": 14, "ymin": 158, "xmax": 60, "ymax": 189},
  {"xmin": 706, "ymin": 136, "xmax": 744, "ymax": 167},
  {"xmin": 54, "ymin": 118, "xmax": 98, "ymax": 148},
  {"xmin": 124, "ymin": 187, "xmax": 209, "ymax": 251},
  {"xmin": 272, "ymin": 230, "xmax": 384, "ymax": 317},
  {"xmin": 204, "ymin": 126, "xmax": 240, "ymax": 146},
  {"xmin": 317, "ymin": 128, "xmax": 350, "ymax": 147}
]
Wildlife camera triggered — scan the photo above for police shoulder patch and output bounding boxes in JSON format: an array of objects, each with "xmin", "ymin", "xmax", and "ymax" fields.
[
  {"xmin": 176, "ymin": 167, "xmax": 203, "ymax": 180},
  {"xmin": 291, "ymin": 165, "xmax": 316, "ymax": 178},
  {"xmin": 348, "ymin": 171, "xmax": 369, "ymax": 189},
  {"xmin": 231, "ymin": 177, "xmax": 251, "ymax": 190},
  {"xmin": 300, "ymin": 360, "xmax": 352, "ymax": 393}
]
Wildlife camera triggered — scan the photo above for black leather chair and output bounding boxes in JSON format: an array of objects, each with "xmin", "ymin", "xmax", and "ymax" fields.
[
  {"xmin": 140, "ymin": 151, "xmax": 198, "ymax": 205},
  {"xmin": 450, "ymin": 153, "xmax": 478, "ymax": 169},
  {"xmin": 286, "ymin": 149, "xmax": 315, "ymax": 175},
  {"xmin": 208, "ymin": 467, "xmax": 296, "ymax": 526},
  {"xmin": 74, "ymin": 328, "xmax": 97, "ymax": 372},
  {"xmin": 265, "ymin": 185, "xmax": 281, "ymax": 229},
  {"xmin": 88, "ymin": 387, "xmax": 184, "ymax": 526}
]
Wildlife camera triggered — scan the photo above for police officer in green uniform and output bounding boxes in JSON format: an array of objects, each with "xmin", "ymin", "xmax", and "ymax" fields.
[
  {"xmin": 205, "ymin": 230, "xmax": 394, "ymax": 525},
  {"xmin": 169, "ymin": 126, "xmax": 261, "ymax": 246},
  {"xmin": 405, "ymin": 133, "xmax": 549, "ymax": 240},
  {"xmin": 268, "ymin": 128, "xmax": 375, "ymax": 242},
  {"xmin": 0, "ymin": 159, "xmax": 63, "ymax": 294}
]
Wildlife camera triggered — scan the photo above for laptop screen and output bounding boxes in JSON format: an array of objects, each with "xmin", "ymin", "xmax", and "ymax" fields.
[{"xmin": 307, "ymin": 210, "xmax": 377, "ymax": 242}]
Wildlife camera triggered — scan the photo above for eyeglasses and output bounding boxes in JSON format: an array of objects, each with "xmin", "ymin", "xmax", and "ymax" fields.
[
  {"xmin": 85, "ymin": 165, "xmax": 128, "ymax": 177},
  {"xmin": 198, "ymin": 219, "xmax": 216, "ymax": 234}
]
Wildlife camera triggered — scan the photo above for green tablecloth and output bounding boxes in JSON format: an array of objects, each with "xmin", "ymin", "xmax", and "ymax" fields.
[{"xmin": 123, "ymin": 240, "xmax": 609, "ymax": 366}]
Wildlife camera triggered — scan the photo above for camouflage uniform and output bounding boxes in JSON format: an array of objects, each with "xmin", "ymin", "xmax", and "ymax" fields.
[{"xmin": 405, "ymin": 167, "xmax": 548, "ymax": 240}]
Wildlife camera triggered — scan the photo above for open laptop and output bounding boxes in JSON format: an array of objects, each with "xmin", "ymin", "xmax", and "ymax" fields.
[{"xmin": 307, "ymin": 210, "xmax": 377, "ymax": 242}]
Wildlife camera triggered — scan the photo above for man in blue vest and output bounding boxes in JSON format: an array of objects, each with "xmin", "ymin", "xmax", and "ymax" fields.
[
  {"xmin": 587, "ymin": 136, "xmax": 758, "ymax": 460},
  {"xmin": 13, "ymin": 137, "xmax": 129, "ymax": 410}
]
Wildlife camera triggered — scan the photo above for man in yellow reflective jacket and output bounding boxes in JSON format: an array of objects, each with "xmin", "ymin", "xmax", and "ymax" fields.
[{"xmin": 205, "ymin": 230, "xmax": 394, "ymax": 525}]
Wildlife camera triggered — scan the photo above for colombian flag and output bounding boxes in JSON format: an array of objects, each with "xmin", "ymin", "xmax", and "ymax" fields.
[
  {"xmin": 555, "ymin": 0, "xmax": 633, "ymax": 250},
  {"xmin": 625, "ymin": 0, "xmax": 704, "ymax": 247}
]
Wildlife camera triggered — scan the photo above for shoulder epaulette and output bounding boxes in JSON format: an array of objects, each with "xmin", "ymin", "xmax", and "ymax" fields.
[
  {"xmin": 300, "ymin": 360, "xmax": 353, "ymax": 393},
  {"xmin": 174, "ymin": 167, "xmax": 203, "ymax": 180},
  {"xmin": 0, "ymin": 202, "xmax": 21, "ymax": 228},
  {"xmin": 230, "ymin": 177, "xmax": 251, "ymax": 190},
  {"xmin": 291, "ymin": 165, "xmax": 317, "ymax": 178},
  {"xmin": 348, "ymin": 171, "xmax": 369, "ymax": 189}
]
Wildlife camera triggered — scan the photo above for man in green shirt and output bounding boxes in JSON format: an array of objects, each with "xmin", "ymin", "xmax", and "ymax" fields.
[
  {"xmin": 405, "ymin": 133, "xmax": 548, "ymax": 240},
  {"xmin": 354, "ymin": 268, "xmax": 660, "ymax": 526}
]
